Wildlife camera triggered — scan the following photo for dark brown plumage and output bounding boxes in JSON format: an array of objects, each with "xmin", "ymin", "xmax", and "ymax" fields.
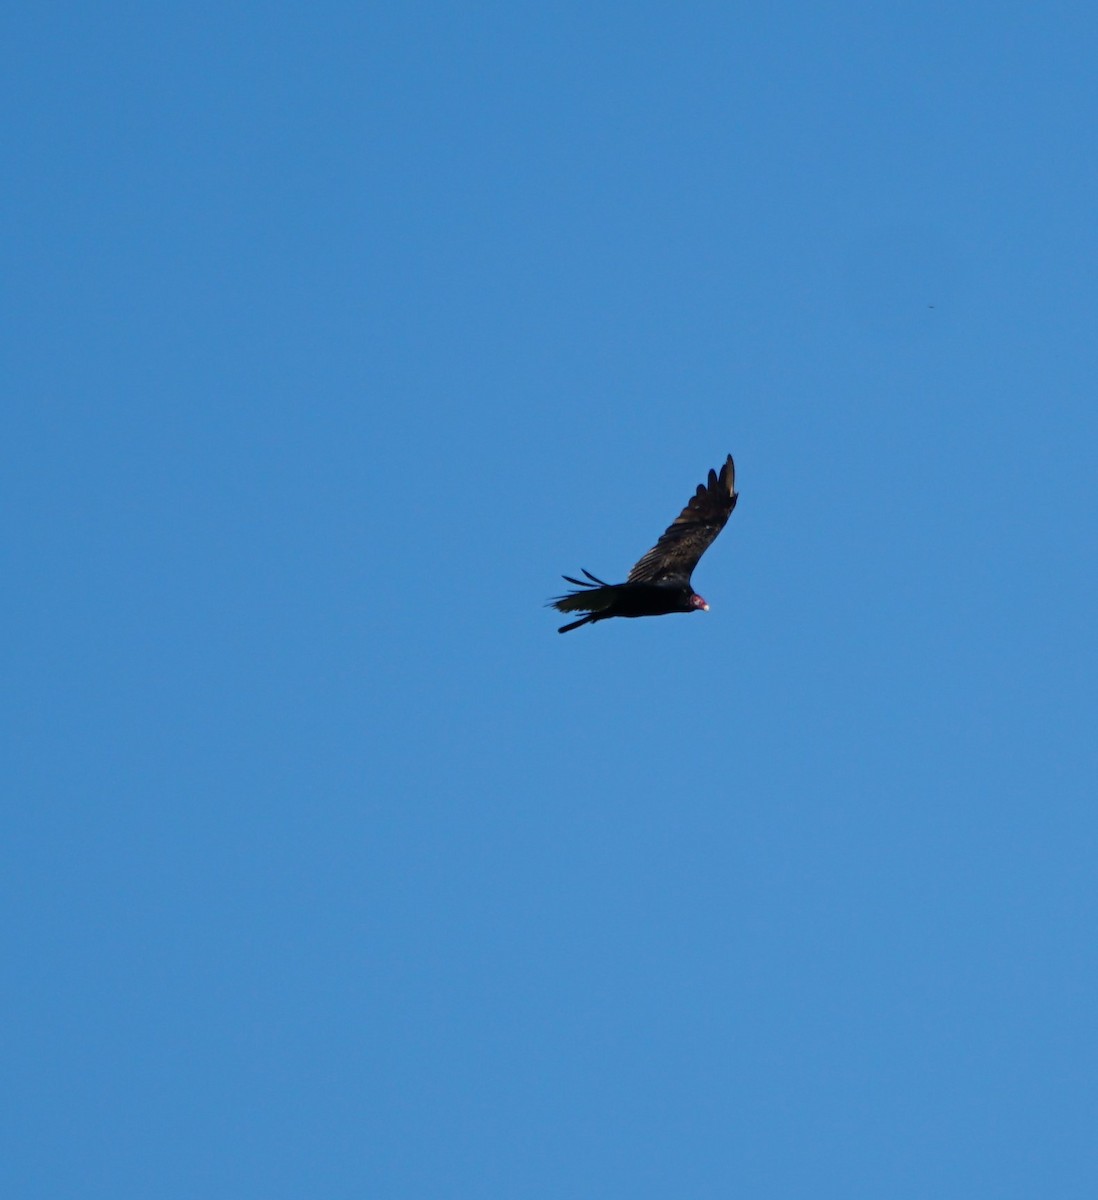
[{"xmin": 550, "ymin": 455, "xmax": 738, "ymax": 633}]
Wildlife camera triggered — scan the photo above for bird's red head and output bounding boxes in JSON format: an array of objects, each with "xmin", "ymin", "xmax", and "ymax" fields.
[{"xmin": 690, "ymin": 593, "xmax": 709, "ymax": 612}]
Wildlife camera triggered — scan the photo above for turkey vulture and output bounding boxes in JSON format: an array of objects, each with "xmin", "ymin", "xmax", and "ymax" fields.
[{"xmin": 550, "ymin": 454, "xmax": 738, "ymax": 634}]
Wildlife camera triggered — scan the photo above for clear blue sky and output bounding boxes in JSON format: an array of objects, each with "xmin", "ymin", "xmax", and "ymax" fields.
[{"xmin": 5, "ymin": 4, "xmax": 1098, "ymax": 1196}]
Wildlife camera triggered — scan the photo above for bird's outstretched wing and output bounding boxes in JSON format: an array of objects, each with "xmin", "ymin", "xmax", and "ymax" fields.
[{"xmin": 626, "ymin": 455, "xmax": 738, "ymax": 584}]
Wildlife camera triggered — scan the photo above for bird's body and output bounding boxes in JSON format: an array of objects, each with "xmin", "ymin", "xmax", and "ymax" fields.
[{"xmin": 550, "ymin": 455, "xmax": 738, "ymax": 634}]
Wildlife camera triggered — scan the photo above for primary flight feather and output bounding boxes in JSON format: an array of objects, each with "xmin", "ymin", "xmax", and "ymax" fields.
[{"xmin": 550, "ymin": 454, "xmax": 738, "ymax": 634}]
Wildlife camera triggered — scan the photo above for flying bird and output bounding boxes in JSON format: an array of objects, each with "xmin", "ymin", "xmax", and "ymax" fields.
[{"xmin": 550, "ymin": 454, "xmax": 738, "ymax": 634}]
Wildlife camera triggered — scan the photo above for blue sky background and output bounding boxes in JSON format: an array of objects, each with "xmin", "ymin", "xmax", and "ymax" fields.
[{"xmin": 5, "ymin": 3, "xmax": 1098, "ymax": 1196}]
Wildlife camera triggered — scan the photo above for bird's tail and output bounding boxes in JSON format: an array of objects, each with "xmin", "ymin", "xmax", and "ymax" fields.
[{"xmin": 549, "ymin": 569, "xmax": 618, "ymax": 633}]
